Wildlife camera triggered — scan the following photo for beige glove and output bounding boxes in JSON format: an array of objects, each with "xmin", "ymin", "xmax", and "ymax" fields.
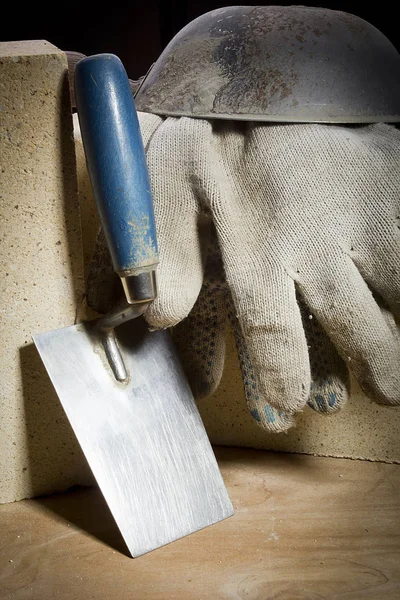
[
  {"xmin": 144, "ymin": 116, "xmax": 400, "ymax": 415},
  {"xmin": 83, "ymin": 111, "xmax": 350, "ymax": 432}
]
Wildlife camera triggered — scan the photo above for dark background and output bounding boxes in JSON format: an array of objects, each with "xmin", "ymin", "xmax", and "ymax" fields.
[{"xmin": 1, "ymin": 1, "xmax": 398, "ymax": 80}]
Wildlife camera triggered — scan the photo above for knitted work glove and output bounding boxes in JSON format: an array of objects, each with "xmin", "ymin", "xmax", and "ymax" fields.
[{"xmin": 144, "ymin": 117, "xmax": 400, "ymax": 414}]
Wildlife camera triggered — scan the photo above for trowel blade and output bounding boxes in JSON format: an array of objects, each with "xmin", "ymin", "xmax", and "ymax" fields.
[{"xmin": 33, "ymin": 318, "xmax": 233, "ymax": 557}]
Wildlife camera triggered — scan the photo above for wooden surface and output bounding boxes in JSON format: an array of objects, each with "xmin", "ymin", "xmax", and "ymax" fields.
[{"xmin": 1, "ymin": 448, "xmax": 399, "ymax": 599}]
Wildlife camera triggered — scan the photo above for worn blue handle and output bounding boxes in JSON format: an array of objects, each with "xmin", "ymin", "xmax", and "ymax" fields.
[{"xmin": 74, "ymin": 54, "xmax": 158, "ymax": 275}]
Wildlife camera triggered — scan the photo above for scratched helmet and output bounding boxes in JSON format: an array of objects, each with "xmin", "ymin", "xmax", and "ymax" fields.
[{"xmin": 134, "ymin": 5, "xmax": 400, "ymax": 123}]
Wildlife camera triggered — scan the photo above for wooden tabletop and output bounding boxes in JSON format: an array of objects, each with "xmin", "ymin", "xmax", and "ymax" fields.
[{"xmin": 1, "ymin": 447, "xmax": 399, "ymax": 599}]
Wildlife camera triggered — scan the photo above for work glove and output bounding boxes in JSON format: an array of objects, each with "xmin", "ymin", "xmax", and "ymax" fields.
[
  {"xmin": 83, "ymin": 112, "xmax": 350, "ymax": 432},
  {"xmin": 83, "ymin": 114, "xmax": 399, "ymax": 431},
  {"xmin": 143, "ymin": 116, "xmax": 400, "ymax": 417}
]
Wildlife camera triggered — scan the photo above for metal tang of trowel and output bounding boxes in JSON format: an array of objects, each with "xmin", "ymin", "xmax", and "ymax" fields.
[{"xmin": 33, "ymin": 53, "xmax": 233, "ymax": 557}]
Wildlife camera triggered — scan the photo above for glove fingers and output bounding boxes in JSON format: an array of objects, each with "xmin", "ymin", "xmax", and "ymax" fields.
[
  {"xmin": 225, "ymin": 293, "xmax": 296, "ymax": 432},
  {"xmin": 206, "ymin": 232, "xmax": 297, "ymax": 430},
  {"xmin": 300, "ymin": 255, "xmax": 400, "ymax": 406},
  {"xmin": 172, "ymin": 285, "xmax": 227, "ymax": 399},
  {"xmin": 144, "ymin": 118, "xmax": 208, "ymax": 328},
  {"xmin": 145, "ymin": 212, "xmax": 209, "ymax": 328},
  {"xmin": 227, "ymin": 266, "xmax": 311, "ymax": 413},
  {"xmin": 298, "ymin": 293, "xmax": 349, "ymax": 414}
]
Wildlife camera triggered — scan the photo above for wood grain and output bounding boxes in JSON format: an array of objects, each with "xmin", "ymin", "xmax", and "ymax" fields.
[{"xmin": 1, "ymin": 448, "xmax": 399, "ymax": 599}]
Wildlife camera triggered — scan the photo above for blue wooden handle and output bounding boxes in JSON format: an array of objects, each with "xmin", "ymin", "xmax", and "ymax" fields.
[{"xmin": 74, "ymin": 54, "xmax": 158, "ymax": 276}]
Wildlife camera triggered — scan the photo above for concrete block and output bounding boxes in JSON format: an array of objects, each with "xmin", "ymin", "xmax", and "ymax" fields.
[{"xmin": 0, "ymin": 41, "xmax": 92, "ymax": 503}]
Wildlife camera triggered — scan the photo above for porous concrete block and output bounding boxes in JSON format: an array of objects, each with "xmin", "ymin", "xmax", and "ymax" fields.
[{"xmin": 0, "ymin": 41, "xmax": 92, "ymax": 503}]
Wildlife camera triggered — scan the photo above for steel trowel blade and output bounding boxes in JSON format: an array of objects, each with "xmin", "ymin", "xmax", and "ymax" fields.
[{"xmin": 33, "ymin": 318, "xmax": 233, "ymax": 557}]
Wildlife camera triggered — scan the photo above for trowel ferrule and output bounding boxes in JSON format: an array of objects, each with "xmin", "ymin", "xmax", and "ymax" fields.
[{"xmin": 120, "ymin": 269, "xmax": 158, "ymax": 304}]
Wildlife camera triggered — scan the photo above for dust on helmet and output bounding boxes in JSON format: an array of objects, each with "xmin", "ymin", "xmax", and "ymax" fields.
[{"xmin": 134, "ymin": 5, "xmax": 400, "ymax": 123}]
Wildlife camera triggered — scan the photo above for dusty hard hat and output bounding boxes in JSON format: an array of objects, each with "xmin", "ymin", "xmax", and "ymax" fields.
[{"xmin": 134, "ymin": 5, "xmax": 400, "ymax": 123}]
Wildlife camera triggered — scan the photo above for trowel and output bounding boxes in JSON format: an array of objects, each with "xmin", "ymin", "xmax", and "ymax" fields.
[{"xmin": 33, "ymin": 54, "xmax": 233, "ymax": 557}]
